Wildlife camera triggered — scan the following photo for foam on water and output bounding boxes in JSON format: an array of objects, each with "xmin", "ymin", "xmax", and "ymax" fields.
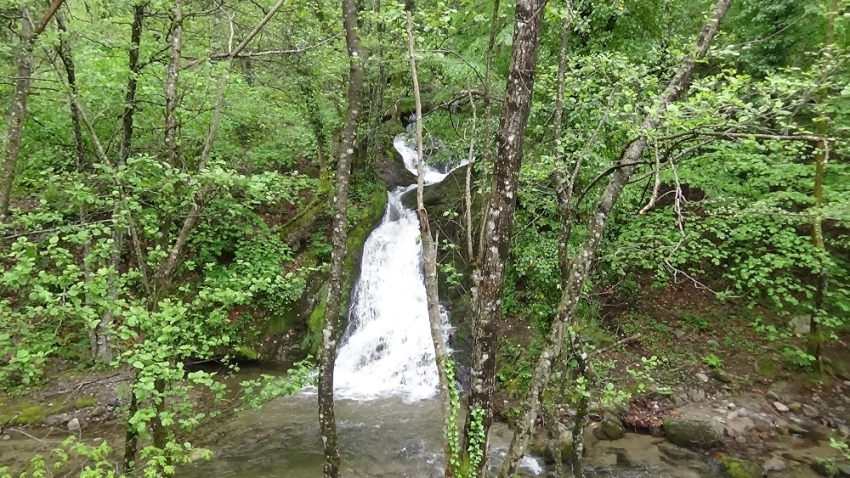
[{"xmin": 333, "ymin": 134, "xmax": 454, "ymax": 402}]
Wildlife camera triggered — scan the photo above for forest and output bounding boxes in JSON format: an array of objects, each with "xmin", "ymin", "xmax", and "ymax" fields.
[{"xmin": 0, "ymin": 0, "xmax": 848, "ymax": 476}]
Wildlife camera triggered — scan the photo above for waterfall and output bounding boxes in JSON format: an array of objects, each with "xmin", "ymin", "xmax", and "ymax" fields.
[{"xmin": 333, "ymin": 134, "xmax": 454, "ymax": 402}]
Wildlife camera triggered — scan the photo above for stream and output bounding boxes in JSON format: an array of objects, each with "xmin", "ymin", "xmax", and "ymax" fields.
[{"xmin": 182, "ymin": 135, "xmax": 715, "ymax": 478}]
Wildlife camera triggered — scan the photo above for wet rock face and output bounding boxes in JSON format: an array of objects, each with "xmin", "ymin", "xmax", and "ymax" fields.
[{"xmin": 662, "ymin": 418, "xmax": 724, "ymax": 449}]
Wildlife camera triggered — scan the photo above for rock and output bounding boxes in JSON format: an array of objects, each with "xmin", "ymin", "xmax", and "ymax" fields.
[
  {"xmin": 663, "ymin": 418, "xmax": 724, "ymax": 450},
  {"xmin": 107, "ymin": 397, "xmax": 121, "ymax": 408},
  {"xmin": 688, "ymin": 388, "xmax": 707, "ymax": 402},
  {"xmin": 787, "ymin": 423, "xmax": 807, "ymax": 435},
  {"xmin": 773, "ymin": 402, "xmax": 790, "ymax": 412},
  {"xmin": 839, "ymin": 425, "xmax": 850, "ymax": 437},
  {"xmin": 189, "ymin": 448, "xmax": 210, "ymax": 462},
  {"xmin": 738, "ymin": 408, "xmax": 749, "ymax": 418},
  {"xmin": 767, "ymin": 390, "xmax": 781, "ymax": 401},
  {"xmin": 763, "ymin": 457, "xmax": 787, "ymax": 472},
  {"xmin": 541, "ymin": 436, "xmax": 574, "ymax": 464},
  {"xmin": 811, "ymin": 457, "xmax": 841, "ymax": 477},
  {"xmin": 802, "ymin": 404, "xmax": 821, "ymax": 418},
  {"xmin": 838, "ymin": 465, "xmax": 850, "ymax": 477},
  {"xmin": 67, "ymin": 418, "xmax": 81, "ymax": 432},
  {"xmin": 675, "ymin": 329, "xmax": 687, "ymax": 340},
  {"xmin": 673, "ymin": 393, "xmax": 689, "ymax": 406},
  {"xmin": 43, "ymin": 413, "xmax": 71, "ymax": 428},
  {"xmin": 1, "ymin": 434, "xmax": 9, "ymax": 441},
  {"xmin": 720, "ymin": 456, "xmax": 764, "ymax": 478},
  {"xmin": 90, "ymin": 406, "xmax": 106, "ymax": 417},
  {"xmin": 789, "ymin": 315, "xmax": 811, "ymax": 335},
  {"xmin": 756, "ymin": 356, "xmax": 776, "ymax": 377},
  {"xmin": 696, "ymin": 373, "xmax": 710, "ymax": 383},
  {"xmin": 707, "ymin": 339, "xmax": 720, "ymax": 347},
  {"xmin": 727, "ymin": 410, "xmax": 739, "ymax": 420},
  {"xmin": 657, "ymin": 442, "xmax": 703, "ymax": 461},
  {"xmin": 593, "ymin": 413, "xmax": 625, "ymax": 441},
  {"xmin": 712, "ymin": 369, "xmax": 734, "ymax": 384},
  {"xmin": 788, "ymin": 402, "xmax": 803, "ymax": 414},
  {"xmin": 725, "ymin": 417, "xmax": 755, "ymax": 437}
]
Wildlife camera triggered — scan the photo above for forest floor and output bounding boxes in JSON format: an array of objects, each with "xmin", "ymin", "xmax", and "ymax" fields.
[
  {"xmin": 1, "ymin": 280, "xmax": 849, "ymax": 475},
  {"xmin": 495, "ymin": 280, "xmax": 850, "ymax": 475}
]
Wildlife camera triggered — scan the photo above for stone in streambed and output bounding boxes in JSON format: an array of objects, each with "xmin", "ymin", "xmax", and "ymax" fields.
[
  {"xmin": 593, "ymin": 413, "xmax": 625, "ymax": 440},
  {"xmin": 773, "ymin": 401, "xmax": 790, "ymax": 412},
  {"xmin": 663, "ymin": 418, "xmax": 723, "ymax": 449},
  {"xmin": 720, "ymin": 456, "xmax": 764, "ymax": 478}
]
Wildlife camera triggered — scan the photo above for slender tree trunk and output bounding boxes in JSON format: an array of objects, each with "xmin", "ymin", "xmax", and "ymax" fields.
[
  {"xmin": 465, "ymin": 83, "xmax": 477, "ymax": 263},
  {"xmin": 807, "ymin": 0, "xmax": 836, "ymax": 371},
  {"xmin": 164, "ymin": 0, "xmax": 182, "ymax": 167},
  {"xmin": 499, "ymin": 1, "xmax": 733, "ymax": 475},
  {"xmin": 405, "ymin": 10, "xmax": 454, "ymax": 476},
  {"xmin": 318, "ymin": 0, "xmax": 364, "ymax": 475},
  {"xmin": 464, "ymin": 0, "xmax": 548, "ymax": 474},
  {"xmin": 0, "ymin": 6, "xmax": 34, "ymax": 219},
  {"xmin": 474, "ymin": 0, "xmax": 502, "ymax": 261}
]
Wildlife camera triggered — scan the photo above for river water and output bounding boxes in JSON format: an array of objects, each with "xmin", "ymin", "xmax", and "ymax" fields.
[{"xmin": 182, "ymin": 135, "xmax": 705, "ymax": 477}]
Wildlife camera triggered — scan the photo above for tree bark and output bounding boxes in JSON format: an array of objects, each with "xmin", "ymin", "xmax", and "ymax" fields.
[
  {"xmin": 164, "ymin": 0, "xmax": 182, "ymax": 167},
  {"xmin": 317, "ymin": 0, "xmax": 364, "ymax": 475},
  {"xmin": 498, "ymin": 1, "xmax": 734, "ymax": 475},
  {"xmin": 406, "ymin": 10, "xmax": 454, "ymax": 476},
  {"xmin": 806, "ymin": 0, "xmax": 836, "ymax": 371},
  {"xmin": 464, "ymin": 0, "xmax": 548, "ymax": 474},
  {"xmin": 0, "ymin": 5, "xmax": 34, "ymax": 219}
]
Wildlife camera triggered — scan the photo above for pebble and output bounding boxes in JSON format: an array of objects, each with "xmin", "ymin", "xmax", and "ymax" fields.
[
  {"xmin": 695, "ymin": 373, "xmax": 709, "ymax": 383},
  {"xmin": 727, "ymin": 403, "xmax": 736, "ymax": 410},
  {"xmin": 802, "ymin": 404, "xmax": 820, "ymax": 418},
  {"xmin": 67, "ymin": 418, "xmax": 80, "ymax": 432},
  {"xmin": 767, "ymin": 391, "xmax": 781, "ymax": 401},
  {"xmin": 707, "ymin": 339, "xmax": 719, "ymax": 347},
  {"xmin": 735, "ymin": 436, "xmax": 747, "ymax": 444},
  {"xmin": 1, "ymin": 434, "xmax": 9, "ymax": 441},
  {"xmin": 727, "ymin": 411, "xmax": 739, "ymax": 420},
  {"xmin": 844, "ymin": 381, "xmax": 850, "ymax": 387},
  {"xmin": 674, "ymin": 329, "xmax": 686, "ymax": 340},
  {"xmin": 773, "ymin": 402, "xmax": 790, "ymax": 412},
  {"xmin": 738, "ymin": 408, "xmax": 749, "ymax": 417}
]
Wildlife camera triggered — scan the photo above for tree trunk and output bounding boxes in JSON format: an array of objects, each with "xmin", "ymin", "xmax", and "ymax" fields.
[
  {"xmin": 405, "ymin": 10, "xmax": 455, "ymax": 476},
  {"xmin": 0, "ymin": 5, "xmax": 34, "ymax": 219},
  {"xmin": 164, "ymin": 0, "xmax": 182, "ymax": 167},
  {"xmin": 317, "ymin": 0, "xmax": 364, "ymax": 475},
  {"xmin": 806, "ymin": 0, "xmax": 836, "ymax": 371},
  {"xmin": 464, "ymin": 0, "xmax": 548, "ymax": 474},
  {"xmin": 498, "ymin": 1, "xmax": 734, "ymax": 475}
]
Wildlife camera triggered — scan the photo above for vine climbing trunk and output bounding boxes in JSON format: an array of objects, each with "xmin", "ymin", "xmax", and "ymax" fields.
[
  {"xmin": 405, "ymin": 10, "xmax": 455, "ymax": 476},
  {"xmin": 498, "ymin": 1, "xmax": 734, "ymax": 475},
  {"xmin": 464, "ymin": 0, "xmax": 548, "ymax": 474},
  {"xmin": 807, "ymin": 0, "xmax": 836, "ymax": 372},
  {"xmin": 317, "ymin": 0, "xmax": 364, "ymax": 475}
]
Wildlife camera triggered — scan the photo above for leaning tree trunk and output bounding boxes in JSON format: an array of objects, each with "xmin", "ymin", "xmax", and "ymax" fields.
[
  {"xmin": 317, "ymin": 0, "xmax": 364, "ymax": 475},
  {"xmin": 498, "ymin": 1, "xmax": 734, "ymax": 476},
  {"xmin": 463, "ymin": 0, "xmax": 548, "ymax": 474},
  {"xmin": 405, "ymin": 10, "xmax": 455, "ymax": 476}
]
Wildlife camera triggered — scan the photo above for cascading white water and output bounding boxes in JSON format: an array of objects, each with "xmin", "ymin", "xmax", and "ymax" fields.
[{"xmin": 333, "ymin": 134, "xmax": 453, "ymax": 402}]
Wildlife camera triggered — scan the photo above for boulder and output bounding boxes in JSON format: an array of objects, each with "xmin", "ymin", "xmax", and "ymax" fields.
[
  {"xmin": 663, "ymin": 418, "xmax": 724, "ymax": 449},
  {"xmin": 720, "ymin": 456, "xmax": 764, "ymax": 478},
  {"xmin": 592, "ymin": 413, "xmax": 625, "ymax": 441},
  {"xmin": 67, "ymin": 417, "xmax": 81, "ymax": 432}
]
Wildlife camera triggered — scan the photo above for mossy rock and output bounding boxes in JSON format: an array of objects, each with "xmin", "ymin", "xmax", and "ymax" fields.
[
  {"xmin": 755, "ymin": 356, "xmax": 776, "ymax": 377},
  {"xmin": 720, "ymin": 456, "xmax": 764, "ymax": 478},
  {"xmin": 593, "ymin": 412, "xmax": 626, "ymax": 440},
  {"xmin": 811, "ymin": 457, "xmax": 841, "ymax": 478},
  {"xmin": 663, "ymin": 418, "xmax": 723, "ymax": 450}
]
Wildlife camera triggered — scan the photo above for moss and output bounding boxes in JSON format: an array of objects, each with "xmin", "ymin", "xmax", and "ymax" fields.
[
  {"xmin": 234, "ymin": 346, "xmax": 259, "ymax": 361},
  {"xmin": 12, "ymin": 405, "xmax": 48, "ymax": 425},
  {"xmin": 74, "ymin": 396, "xmax": 97, "ymax": 408},
  {"xmin": 810, "ymin": 457, "xmax": 840, "ymax": 477},
  {"xmin": 302, "ymin": 283, "xmax": 328, "ymax": 354},
  {"xmin": 720, "ymin": 457, "xmax": 764, "ymax": 478}
]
